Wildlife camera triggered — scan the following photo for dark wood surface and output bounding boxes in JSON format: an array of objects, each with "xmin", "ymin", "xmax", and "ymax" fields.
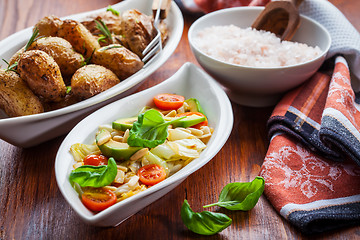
[{"xmin": 0, "ymin": 0, "xmax": 359, "ymax": 239}]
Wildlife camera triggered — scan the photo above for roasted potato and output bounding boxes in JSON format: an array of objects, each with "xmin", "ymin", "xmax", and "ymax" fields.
[
  {"xmin": 42, "ymin": 91, "xmax": 80, "ymax": 111},
  {"xmin": 8, "ymin": 47, "xmax": 25, "ymax": 66},
  {"xmin": 0, "ymin": 70, "xmax": 43, "ymax": 117},
  {"xmin": 91, "ymin": 44, "xmax": 143, "ymax": 80},
  {"xmin": 35, "ymin": 15, "xmax": 63, "ymax": 37},
  {"xmin": 82, "ymin": 11, "xmax": 123, "ymax": 36},
  {"xmin": 159, "ymin": 21, "xmax": 169, "ymax": 44},
  {"xmin": 28, "ymin": 37, "xmax": 85, "ymax": 77},
  {"xmin": 71, "ymin": 64, "xmax": 120, "ymax": 99},
  {"xmin": 18, "ymin": 50, "xmax": 66, "ymax": 102},
  {"xmin": 121, "ymin": 9, "xmax": 157, "ymax": 57},
  {"xmin": 58, "ymin": 19, "xmax": 100, "ymax": 58},
  {"xmin": 114, "ymin": 34, "xmax": 130, "ymax": 49}
]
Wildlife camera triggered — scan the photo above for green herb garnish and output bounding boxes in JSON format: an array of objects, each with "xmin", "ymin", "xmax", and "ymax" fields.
[
  {"xmin": 66, "ymin": 86, "xmax": 72, "ymax": 94},
  {"xmin": 181, "ymin": 199, "xmax": 232, "ymax": 235},
  {"xmin": 127, "ymin": 109, "xmax": 185, "ymax": 148},
  {"xmin": 97, "ymin": 34, "xmax": 107, "ymax": 43},
  {"xmin": 24, "ymin": 27, "xmax": 39, "ymax": 51},
  {"xmin": 203, "ymin": 176, "xmax": 265, "ymax": 210},
  {"xmin": 181, "ymin": 177, "xmax": 265, "ymax": 235},
  {"xmin": 95, "ymin": 19, "xmax": 113, "ymax": 43},
  {"xmin": 83, "ymin": 48, "xmax": 95, "ymax": 65},
  {"xmin": 69, "ymin": 157, "xmax": 117, "ymax": 188},
  {"xmin": 2, "ymin": 59, "xmax": 18, "ymax": 73},
  {"xmin": 106, "ymin": 5, "xmax": 120, "ymax": 16}
]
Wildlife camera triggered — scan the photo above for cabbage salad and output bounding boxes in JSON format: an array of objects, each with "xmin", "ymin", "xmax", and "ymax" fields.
[{"xmin": 68, "ymin": 94, "xmax": 213, "ymax": 212}]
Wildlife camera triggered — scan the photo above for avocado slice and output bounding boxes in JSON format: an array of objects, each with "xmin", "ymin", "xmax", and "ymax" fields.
[
  {"xmin": 170, "ymin": 114, "xmax": 206, "ymax": 128},
  {"xmin": 113, "ymin": 110, "xmax": 206, "ymax": 132},
  {"xmin": 112, "ymin": 117, "xmax": 137, "ymax": 131},
  {"xmin": 96, "ymin": 130, "xmax": 142, "ymax": 161},
  {"xmin": 185, "ymin": 98, "xmax": 205, "ymax": 115}
]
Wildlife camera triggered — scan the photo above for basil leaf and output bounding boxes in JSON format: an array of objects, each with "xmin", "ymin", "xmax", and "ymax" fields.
[
  {"xmin": 69, "ymin": 157, "xmax": 117, "ymax": 187},
  {"xmin": 181, "ymin": 199, "xmax": 232, "ymax": 235},
  {"xmin": 203, "ymin": 176, "xmax": 264, "ymax": 210},
  {"xmin": 127, "ymin": 109, "xmax": 184, "ymax": 148}
]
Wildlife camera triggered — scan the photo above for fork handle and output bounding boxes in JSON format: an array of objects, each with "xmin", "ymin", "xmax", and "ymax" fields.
[{"xmin": 152, "ymin": 0, "xmax": 172, "ymax": 20}]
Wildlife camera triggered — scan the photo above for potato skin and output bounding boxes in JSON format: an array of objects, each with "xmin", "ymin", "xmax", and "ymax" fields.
[
  {"xmin": 28, "ymin": 37, "xmax": 85, "ymax": 77},
  {"xmin": 9, "ymin": 47, "xmax": 25, "ymax": 66},
  {"xmin": 121, "ymin": 9, "xmax": 157, "ymax": 57},
  {"xmin": 18, "ymin": 50, "xmax": 66, "ymax": 102},
  {"xmin": 0, "ymin": 70, "xmax": 43, "ymax": 117},
  {"xmin": 35, "ymin": 15, "xmax": 63, "ymax": 37},
  {"xmin": 58, "ymin": 19, "xmax": 100, "ymax": 58},
  {"xmin": 91, "ymin": 44, "xmax": 143, "ymax": 80},
  {"xmin": 71, "ymin": 64, "xmax": 120, "ymax": 99},
  {"xmin": 82, "ymin": 11, "xmax": 123, "ymax": 36}
]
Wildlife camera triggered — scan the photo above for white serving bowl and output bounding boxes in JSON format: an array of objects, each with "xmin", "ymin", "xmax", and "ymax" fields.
[
  {"xmin": 55, "ymin": 63, "xmax": 233, "ymax": 227},
  {"xmin": 188, "ymin": 7, "xmax": 331, "ymax": 107},
  {"xmin": 0, "ymin": 0, "xmax": 183, "ymax": 147}
]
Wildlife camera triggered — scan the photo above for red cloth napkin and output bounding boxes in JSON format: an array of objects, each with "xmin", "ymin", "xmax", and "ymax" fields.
[{"xmin": 260, "ymin": 56, "xmax": 360, "ymax": 234}]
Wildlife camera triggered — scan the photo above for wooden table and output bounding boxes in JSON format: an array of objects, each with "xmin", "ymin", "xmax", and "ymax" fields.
[{"xmin": 0, "ymin": 0, "xmax": 359, "ymax": 239}]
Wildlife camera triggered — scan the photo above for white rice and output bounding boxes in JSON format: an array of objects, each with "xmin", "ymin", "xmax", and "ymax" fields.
[{"xmin": 194, "ymin": 25, "xmax": 322, "ymax": 67}]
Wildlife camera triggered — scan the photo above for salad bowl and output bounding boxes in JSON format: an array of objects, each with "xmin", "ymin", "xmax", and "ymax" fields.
[
  {"xmin": 55, "ymin": 63, "xmax": 233, "ymax": 227},
  {"xmin": 0, "ymin": 0, "xmax": 183, "ymax": 147}
]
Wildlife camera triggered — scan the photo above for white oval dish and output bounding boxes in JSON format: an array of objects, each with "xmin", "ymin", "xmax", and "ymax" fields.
[
  {"xmin": 188, "ymin": 7, "xmax": 331, "ymax": 107},
  {"xmin": 55, "ymin": 63, "xmax": 234, "ymax": 227},
  {"xmin": 0, "ymin": 0, "xmax": 183, "ymax": 147}
]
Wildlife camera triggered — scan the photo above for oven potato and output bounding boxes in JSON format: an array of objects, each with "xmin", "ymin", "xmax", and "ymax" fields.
[
  {"xmin": 18, "ymin": 50, "xmax": 66, "ymax": 102},
  {"xmin": 35, "ymin": 15, "xmax": 63, "ymax": 37},
  {"xmin": 71, "ymin": 64, "xmax": 120, "ymax": 99},
  {"xmin": 0, "ymin": 70, "xmax": 44, "ymax": 117},
  {"xmin": 121, "ymin": 9, "xmax": 157, "ymax": 57},
  {"xmin": 28, "ymin": 37, "xmax": 85, "ymax": 77},
  {"xmin": 58, "ymin": 19, "xmax": 100, "ymax": 58},
  {"xmin": 82, "ymin": 11, "xmax": 123, "ymax": 36},
  {"xmin": 8, "ymin": 47, "xmax": 25, "ymax": 66},
  {"xmin": 91, "ymin": 44, "xmax": 143, "ymax": 80}
]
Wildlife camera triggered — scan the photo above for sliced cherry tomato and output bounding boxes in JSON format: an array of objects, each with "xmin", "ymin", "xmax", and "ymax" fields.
[
  {"xmin": 83, "ymin": 154, "xmax": 108, "ymax": 166},
  {"xmin": 176, "ymin": 112, "xmax": 208, "ymax": 129},
  {"xmin": 138, "ymin": 164, "xmax": 166, "ymax": 186},
  {"xmin": 153, "ymin": 94, "xmax": 185, "ymax": 110},
  {"xmin": 81, "ymin": 188, "xmax": 117, "ymax": 212}
]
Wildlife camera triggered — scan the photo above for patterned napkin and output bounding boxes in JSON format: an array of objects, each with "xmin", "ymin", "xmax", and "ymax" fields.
[
  {"xmin": 259, "ymin": 0, "xmax": 360, "ymax": 234},
  {"xmin": 176, "ymin": 0, "xmax": 360, "ymax": 233},
  {"xmin": 260, "ymin": 56, "xmax": 360, "ymax": 234}
]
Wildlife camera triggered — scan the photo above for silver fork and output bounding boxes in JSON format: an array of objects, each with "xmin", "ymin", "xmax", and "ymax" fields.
[{"xmin": 141, "ymin": 0, "xmax": 163, "ymax": 66}]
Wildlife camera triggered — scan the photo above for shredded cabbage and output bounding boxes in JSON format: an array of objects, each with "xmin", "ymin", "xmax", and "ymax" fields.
[
  {"xmin": 70, "ymin": 143, "xmax": 100, "ymax": 162},
  {"xmin": 167, "ymin": 139, "xmax": 206, "ymax": 159}
]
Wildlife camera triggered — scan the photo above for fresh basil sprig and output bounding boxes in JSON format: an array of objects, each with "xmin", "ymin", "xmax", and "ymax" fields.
[
  {"xmin": 181, "ymin": 199, "xmax": 232, "ymax": 236},
  {"xmin": 127, "ymin": 109, "xmax": 185, "ymax": 148},
  {"xmin": 69, "ymin": 157, "xmax": 117, "ymax": 187},
  {"xmin": 203, "ymin": 176, "xmax": 265, "ymax": 210}
]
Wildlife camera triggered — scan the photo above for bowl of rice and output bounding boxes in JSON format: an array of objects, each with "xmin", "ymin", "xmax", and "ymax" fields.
[{"xmin": 188, "ymin": 7, "xmax": 331, "ymax": 107}]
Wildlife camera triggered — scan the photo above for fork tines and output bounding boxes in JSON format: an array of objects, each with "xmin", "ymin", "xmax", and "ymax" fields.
[{"xmin": 142, "ymin": 0, "xmax": 164, "ymax": 66}]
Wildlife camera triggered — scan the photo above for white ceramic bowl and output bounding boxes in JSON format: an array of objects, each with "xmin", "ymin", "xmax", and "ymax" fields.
[
  {"xmin": 188, "ymin": 7, "xmax": 331, "ymax": 107},
  {"xmin": 55, "ymin": 63, "xmax": 233, "ymax": 227},
  {"xmin": 0, "ymin": 0, "xmax": 183, "ymax": 147}
]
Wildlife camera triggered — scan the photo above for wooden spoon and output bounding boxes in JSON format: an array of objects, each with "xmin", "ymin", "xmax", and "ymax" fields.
[{"xmin": 251, "ymin": 0, "xmax": 304, "ymax": 41}]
